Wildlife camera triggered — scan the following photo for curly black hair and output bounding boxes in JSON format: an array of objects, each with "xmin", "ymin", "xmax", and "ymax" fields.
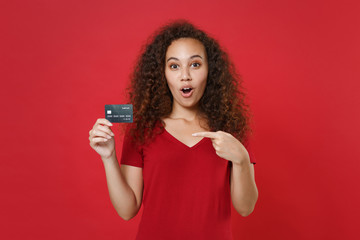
[{"xmin": 124, "ymin": 19, "xmax": 253, "ymax": 146}]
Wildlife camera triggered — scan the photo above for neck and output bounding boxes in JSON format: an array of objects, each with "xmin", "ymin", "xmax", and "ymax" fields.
[{"xmin": 169, "ymin": 102, "xmax": 200, "ymax": 121}]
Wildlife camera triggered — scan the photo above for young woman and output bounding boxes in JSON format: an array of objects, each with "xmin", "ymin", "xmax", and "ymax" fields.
[{"xmin": 89, "ymin": 20, "xmax": 258, "ymax": 239}]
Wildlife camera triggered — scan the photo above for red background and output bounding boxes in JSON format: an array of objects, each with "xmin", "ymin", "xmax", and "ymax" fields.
[{"xmin": 1, "ymin": 0, "xmax": 359, "ymax": 239}]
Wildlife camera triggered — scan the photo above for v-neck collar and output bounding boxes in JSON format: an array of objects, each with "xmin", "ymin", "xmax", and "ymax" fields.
[{"xmin": 162, "ymin": 128, "xmax": 207, "ymax": 149}]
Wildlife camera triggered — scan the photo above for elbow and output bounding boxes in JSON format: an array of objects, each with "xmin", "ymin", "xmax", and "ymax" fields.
[
  {"xmin": 117, "ymin": 205, "xmax": 141, "ymax": 221},
  {"xmin": 236, "ymin": 195, "xmax": 258, "ymax": 217},
  {"xmin": 121, "ymin": 216, "xmax": 133, "ymax": 221},
  {"xmin": 239, "ymin": 207, "xmax": 254, "ymax": 217},
  {"xmin": 236, "ymin": 203, "xmax": 257, "ymax": 217},
  {"xmin": 118, "ymin": 212, "xmax": 136, "ymax": 221}
]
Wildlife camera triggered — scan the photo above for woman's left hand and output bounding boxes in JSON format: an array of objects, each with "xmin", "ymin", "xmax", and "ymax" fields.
[{"xmin": 192, "ymin": 131, "xmax": 250, "ymax": 166}]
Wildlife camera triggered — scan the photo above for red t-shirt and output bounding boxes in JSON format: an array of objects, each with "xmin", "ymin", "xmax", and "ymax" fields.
[{"xmin": 120, "ymin": 124, "xmax": 256, "ymax": 239}]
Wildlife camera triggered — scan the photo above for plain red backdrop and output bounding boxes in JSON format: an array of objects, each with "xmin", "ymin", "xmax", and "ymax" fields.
[{"xmin": 1, "ymin": 0, "xmax": 359, "ymax": 239}]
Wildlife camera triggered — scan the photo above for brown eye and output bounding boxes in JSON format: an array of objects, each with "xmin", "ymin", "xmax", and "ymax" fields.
[
  {"xmin": 170, "ymin": 64, "xmax": 179, "ymax": 69},
  {"xmin": 191, "ymin": 62, "xmax": 201, "ymax": 67}
]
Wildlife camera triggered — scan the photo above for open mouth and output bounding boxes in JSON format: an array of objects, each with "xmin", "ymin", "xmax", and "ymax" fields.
[
  {"xmin": 180, "ymin": 87, "xmax": 194, "ymax": 98},
  {"xmin": 181, "ymin": 87, "xmax": 192, "ymax": 94}
]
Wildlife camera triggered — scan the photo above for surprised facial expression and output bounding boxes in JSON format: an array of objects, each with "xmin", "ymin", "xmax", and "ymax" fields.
[{"xmin": 165, "ymin": 38, "xmax": 208, "ymax": 110}]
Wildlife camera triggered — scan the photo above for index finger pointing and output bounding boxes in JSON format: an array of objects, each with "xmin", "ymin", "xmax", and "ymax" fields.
[{"xmin": 192, "ymin": 132, "xmax": 219, "ymax": 139}]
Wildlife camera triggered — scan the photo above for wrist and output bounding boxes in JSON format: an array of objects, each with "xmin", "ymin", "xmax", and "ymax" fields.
[
  {"xmin": 232, "ymin": 150, "xmax": 250, "ymax": 166},
  {"xmin": 232, "ymin": 158, "xmax": 251, "ymax": 169},
  {"xmin": 101, "ymin": 151, "xmax": 117, "ymax": 164}
]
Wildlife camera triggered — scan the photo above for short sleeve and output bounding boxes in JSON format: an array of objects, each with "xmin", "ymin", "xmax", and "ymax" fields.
[
  {"xmin": 243, "ymin": 138, "xmax": 256, "ymax": 165},
  {"xmin": 120, "ymin": 126, "xmax": 144, "ymax": 168}
]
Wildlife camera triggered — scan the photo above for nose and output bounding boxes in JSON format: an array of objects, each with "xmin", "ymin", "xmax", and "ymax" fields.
[{"xmin": 181, "ymin": 67, "xmax": 191, "ymax": 81}]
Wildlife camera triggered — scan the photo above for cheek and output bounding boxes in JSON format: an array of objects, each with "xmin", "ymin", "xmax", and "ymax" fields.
[
  {"xmin": 164, "ymin": 70, "xmax": 171, "ymax": 82},
  {"xmin": 197, "ymin": 70, "xmax": 208, "ymax": 87},
  {"xmin": 199, "ymin": 72, "xmax": 208, "ymax": 94},
  {"xmin": 165, "ymin": 72, "xmax": 177, "ymax": 92}
]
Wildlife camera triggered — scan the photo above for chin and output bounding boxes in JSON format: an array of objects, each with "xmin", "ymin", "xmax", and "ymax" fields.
[
  {"xmin": 173, "ymin": 95, "xmax": 200, "ymax": 109},
  {"xmin": 181, "ymin": 101, "xmax": 199, "ymax": 109}
]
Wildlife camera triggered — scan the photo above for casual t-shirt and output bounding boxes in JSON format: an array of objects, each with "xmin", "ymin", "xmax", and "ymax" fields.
[{"xmin": 120, "ymin": 124, "xmax": 256, "ymax": 240}]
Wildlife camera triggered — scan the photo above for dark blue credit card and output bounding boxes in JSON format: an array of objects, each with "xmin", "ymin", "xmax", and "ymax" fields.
[{"xmin": 105, "ymin": 104, "xmax": 133, "ymax": 123}]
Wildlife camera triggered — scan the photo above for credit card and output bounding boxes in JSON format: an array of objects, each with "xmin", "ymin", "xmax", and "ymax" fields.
[{"xmin": 105, "ymin": 104, "xmax": 133, "ymax": 123}]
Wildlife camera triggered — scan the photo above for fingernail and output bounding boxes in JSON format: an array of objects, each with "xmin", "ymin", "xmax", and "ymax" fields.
[{"xmin": 192, "ymin": 133, "xmax": 197, "ymax": 136}]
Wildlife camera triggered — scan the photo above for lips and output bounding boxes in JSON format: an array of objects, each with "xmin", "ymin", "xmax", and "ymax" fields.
[{"xmin": 180, "ymin": 85, "xmax": 194, "ymax": 98}]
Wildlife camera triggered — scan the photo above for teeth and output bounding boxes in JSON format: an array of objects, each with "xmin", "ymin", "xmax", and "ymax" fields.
[{"xmin": 182, "ymin": 88, "xmax": 191, "ymax": 90}]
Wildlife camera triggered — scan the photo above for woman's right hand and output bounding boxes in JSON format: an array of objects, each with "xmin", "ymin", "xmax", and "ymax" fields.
[{"xmin": 89, "ymin": 118, "xmax": 115, "ymax": 161}]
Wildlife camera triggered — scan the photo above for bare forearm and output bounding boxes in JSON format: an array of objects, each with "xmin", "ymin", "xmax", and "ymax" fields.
[
  {"xmin": 230, "ymin": 161, "xmax": 258, "ymax": 217},
  {"xmin": 102, "ymin": 153, "xmax": 138, "ymax": 220}
]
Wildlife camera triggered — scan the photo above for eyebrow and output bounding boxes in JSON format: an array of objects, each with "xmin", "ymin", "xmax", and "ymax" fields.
[{"xmin": 166, "ymin": 55, "xmax": 203, "ymax": 62}]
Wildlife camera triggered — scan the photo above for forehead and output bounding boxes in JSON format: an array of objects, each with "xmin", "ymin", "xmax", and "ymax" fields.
[{"xmin": 166, "ymin": 38, "xmax": 206, "ymax": 57}]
